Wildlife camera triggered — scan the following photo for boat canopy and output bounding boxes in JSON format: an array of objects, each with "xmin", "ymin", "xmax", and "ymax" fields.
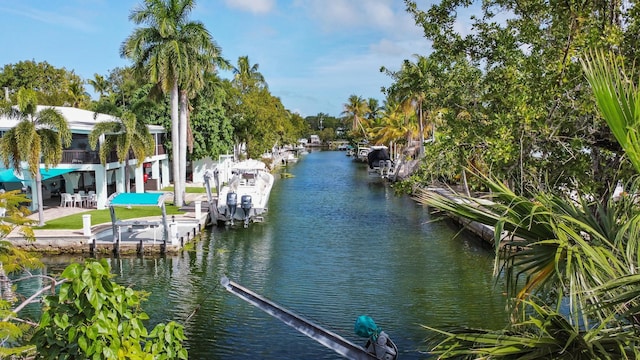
[
  {"xmin": 367, "ymin": 147, "xmax": 391, "ymax": 169},
  {"xmin": 232, "ymin": 159, "xmax": 267, "ymax": 172}
]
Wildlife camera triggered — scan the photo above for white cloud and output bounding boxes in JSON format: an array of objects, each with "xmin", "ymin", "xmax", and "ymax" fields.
[
  {"xmin": 295, "ymin": 0, "xmax": 402, "ymax": 32},
  {"xmin": 224, "ymin": 0, "xmax": 275, "ymax": 14}
]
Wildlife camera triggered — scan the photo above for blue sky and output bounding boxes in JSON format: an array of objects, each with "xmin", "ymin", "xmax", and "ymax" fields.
[{"xmin": 0, "ymin": 0, "xmax": 433, "ymax": 117}]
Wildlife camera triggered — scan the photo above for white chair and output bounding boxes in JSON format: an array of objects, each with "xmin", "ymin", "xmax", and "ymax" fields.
[
  {"xmin": 73, "ymin": 193, "xmax": 84, "ymax": 207},
  {"xmin": 78, "ymin": 190, "xmax": 86, "ymax": 196},
  {"xmin": 61, "ymin": 193, "xmax": 74, "ymax": 207},
  {"xmin": 87, "ymin": 194, "xmax": 97, "ymax": 208}
]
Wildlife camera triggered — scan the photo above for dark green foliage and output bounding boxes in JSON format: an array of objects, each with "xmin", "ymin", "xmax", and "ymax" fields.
[
  {"xmin": 0, "ymin": 60, "xmax": 87, "ymax": 107},
  {"xmin": 31, "ymin": 259, "xmax": 187, "ymax": 360}
]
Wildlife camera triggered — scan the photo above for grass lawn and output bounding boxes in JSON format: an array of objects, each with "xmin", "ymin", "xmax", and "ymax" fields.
[
  {"xmin": 39, "ymin": 205, "xmax": 185, "ymax": 230},
  {"xmin": 161, "ymin": 186, "xmax": 208, "ymax": 193}
]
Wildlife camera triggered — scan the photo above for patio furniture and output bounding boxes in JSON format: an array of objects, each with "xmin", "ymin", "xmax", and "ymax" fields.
[
  {"xmin": 86, "ymin": 193, "xmax": 97, "ymax": 208},
  {"xmin": 73, "ymin": 193, "xmax": 84, "ymax": 207},
  {"xmin": 61, "ymin": 193, "xmax": 74, "ymax": 207}
]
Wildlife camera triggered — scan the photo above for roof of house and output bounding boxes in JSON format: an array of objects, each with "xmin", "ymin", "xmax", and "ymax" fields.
[{"xmin": 0, "ymin": 106, "xmax": 165, "ymax": 134}]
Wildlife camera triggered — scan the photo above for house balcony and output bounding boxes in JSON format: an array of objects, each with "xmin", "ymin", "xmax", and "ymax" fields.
[{"xmin": 60, "ymin": 144, "xmax": 166, "ymax": 164}]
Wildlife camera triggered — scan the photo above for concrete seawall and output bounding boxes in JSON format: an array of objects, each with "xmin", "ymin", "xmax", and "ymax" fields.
[{"xmin": 425, "ymin": 187, "xmax": 504, "ymax": 247}]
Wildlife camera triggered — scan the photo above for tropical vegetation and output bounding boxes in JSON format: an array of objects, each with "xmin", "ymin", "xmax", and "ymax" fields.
[
  {"xmin": 364, "ymin": 0, "xmax": 640, "ymax": 356},
  {"xmin": 410, "ymin": 49, "xmax": 640, "ymax": 359},
  {"xmin": 0, "ymin": 88, "xmax": 71, "ymax": 226}
]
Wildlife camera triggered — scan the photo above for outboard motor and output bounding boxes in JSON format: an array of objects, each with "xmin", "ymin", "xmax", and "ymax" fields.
[
  {"xmin": 241, "ymin": 195, "xmax": 253, "ymax": 228},
  {"xmin": 355, "ymin": 316, "xmax": 398, "ymax": 360},
  {"xmin": 226, "ymin": 192, "xmax": 238, "ymax": 224}
]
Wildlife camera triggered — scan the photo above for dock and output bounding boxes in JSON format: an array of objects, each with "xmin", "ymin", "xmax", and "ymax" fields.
[{"xmin": 6, "ymin": 193, "xmax": 211, "ymax": 255}]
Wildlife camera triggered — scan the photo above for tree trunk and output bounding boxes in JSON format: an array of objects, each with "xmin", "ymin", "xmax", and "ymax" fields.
[
  {"xmin": 35, "ymin": 171, "xmax": 45, "ymax": 227},
  {"xmin": 124, "ymin": 158, "xmax": 130, "ymax": 193},
  {"xmin": 0, "ymin": 262, "xmax": 15, "ymax": 302},
  {"xmin": 179, "ymin": 90, "xmax": 188, "ymax": 205},
  {"xmin": 171, "ymin": 81, "xmax": 183, "ymax": 207},
  {"xmin": 418, "ymin": 102, "xmax": 425, "ymax": 157}
]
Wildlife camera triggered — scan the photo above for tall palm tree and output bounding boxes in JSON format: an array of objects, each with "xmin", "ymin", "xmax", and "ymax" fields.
[
  {"xmin": 342, "ymin": 95, "xmax": 369, "ymax": 138},
  {"xmin": 88, "ymin": 111, "xmax": 154, "ymax": 193},
  {"xmin": 0, "ymin": 88, "xmax": 71, "ymax": 226},
  {"xmin": 233, "ymin": 55, "xmax": 267, "ymax": 93},
  {"xmin": 122, "ymin": 0, "xmax": 226, "ymax": 206},
  {"xmin": 383, "ymin": 55, "xmax": 440, "ymax": 157},
  {"xmin": 365, "ymin": 98, "xmax": 382, "ymax": 122},
  {"xmin": 177, "ymin": 26, "xmax": 228, "ymax": 202}
]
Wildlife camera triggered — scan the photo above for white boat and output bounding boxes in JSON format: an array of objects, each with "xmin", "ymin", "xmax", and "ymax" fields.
[
  {"xmin": 216, "ymin": 159, "xmax": 274, "ymax": 227},
  {"xmin": 356, "ymin": 146, "xmax": 370, "ymax": 163}
]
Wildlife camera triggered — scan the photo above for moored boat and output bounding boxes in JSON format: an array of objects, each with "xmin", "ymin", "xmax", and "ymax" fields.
[
  {"xmin": 367, "ymin": 145, "xmax": 394, "ymax": 179},
  {"xmin": 215, "ymin": 159, "xmax": 274, "ymax": 227}
]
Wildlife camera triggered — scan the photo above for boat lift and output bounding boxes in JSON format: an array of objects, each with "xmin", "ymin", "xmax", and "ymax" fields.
[{"xmin": 221, "ymin": 276, "xmax": 396, "ymax": 360}]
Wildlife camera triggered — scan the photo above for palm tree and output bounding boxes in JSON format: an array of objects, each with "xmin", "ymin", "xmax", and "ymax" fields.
[
  {"xmin": 87, "ymin": 74, "xmax": 111, "ymax": 99},
  {"xmin": 67, "ymin": 80, "xmax": 89, "ymax": 108},
  {"xmin": 383, "ymin": 55, "xmax": 440, "ymax": 157},
  {"xmin": 0, "ymin": 88, "xmax": 71, "ymax": 226},
  {"xmin": 365, "ymin": 98, "xmax": 382, "ymax": 122},
  {"xmin": 177, "ymin": 27, "xmax": 229, "ymax": 204},
  {"xmin": 88, "ymin": 110, "xmax": 154, "ymax": 193},
  {"xmin": 370, "ymin": 99, "xmax": 416, "ymax": 147},
  {"xmin": 342, "ymin": 95, "xmax": 369, "ymax": 138},
  {"xmin": 412, "ymin": 49, "xmax": 640, "ymax": 358},
  {"xmin": 122, "ymin": 0, "xmax": 227, "ymax": 206},
  {"xmin": 233, "ymin": 55, "xmax": 267, "ymax": 93}
]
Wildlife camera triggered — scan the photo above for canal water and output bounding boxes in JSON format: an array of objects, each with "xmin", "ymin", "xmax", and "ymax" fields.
[{"xmin": 40, "ymin": 150, "xmax": 508, "ymax": 359}]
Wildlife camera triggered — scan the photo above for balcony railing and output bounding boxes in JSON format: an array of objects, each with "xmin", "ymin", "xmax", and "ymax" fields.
[{"xmin": 60, "ymin": 144, "xmax": 166, "ymax": 165}]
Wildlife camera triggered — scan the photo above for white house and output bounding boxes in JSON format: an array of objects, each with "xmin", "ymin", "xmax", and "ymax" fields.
[{"xmin": 0, "ymin": 106, "xmax": 171, "ymax": 210}]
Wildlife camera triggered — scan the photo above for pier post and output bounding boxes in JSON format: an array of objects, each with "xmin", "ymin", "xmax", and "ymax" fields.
[
  {"xmin": 195, "ymin": 200, "xmax": 201, "ymax": 219},
  {"xmin": 169, "ymin": 222, "xmax": 179, "ymax": 245},
  {"xmin": 82, "ymin": 215, "xmax": 92, "ymax": 237}
]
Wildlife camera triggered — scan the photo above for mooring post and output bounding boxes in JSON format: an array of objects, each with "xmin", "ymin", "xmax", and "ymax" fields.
[
  {"xmin": 137, "ymin": 239, "xmax": 143, "ymax": 255},
  {"xmin": 82, "ymin": 214, "xmax": 92, "ymax": 237},
  {"xmin": 195, "ymin": 200, "xmax": 201, "ymax": 219}
]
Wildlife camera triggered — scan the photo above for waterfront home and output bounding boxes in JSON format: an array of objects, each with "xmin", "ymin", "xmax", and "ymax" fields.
[{"xmin": 0, "ymin": 106, "xmax": 170, "ymax": 211}]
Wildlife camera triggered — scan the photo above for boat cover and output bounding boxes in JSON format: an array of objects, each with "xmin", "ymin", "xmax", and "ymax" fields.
[
  {"xmin": 367, "ymin": 148, "xmax": 391, "ymax": 169},
  {"xmin": 354, "ymin": 315, "xmax": 380, "ymax": 340},
  {"xmin": 232, "ymin": 159, "xmax": 267, "ymax": 171}
]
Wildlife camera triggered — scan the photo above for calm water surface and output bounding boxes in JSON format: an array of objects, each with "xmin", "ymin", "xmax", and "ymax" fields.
[{"xmin": 40, "ymin": 151, "xmax": 508, "ymax": 359}]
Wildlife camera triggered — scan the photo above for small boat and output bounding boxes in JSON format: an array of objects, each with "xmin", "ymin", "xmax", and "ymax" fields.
[
  {"xmin": 346, "ymin": 146, "xmax": 355, "ymax": 157},
  {"xmin": 367, "ymin": 146, "xmax": 394, "ymax": 179},
  {"xmin": 356, "ymin": 146, "xmax": 370, "ymax": 163},
  {"xmin": 215, "ymin": 159, "xmax": 274, "ymax": 227}
]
